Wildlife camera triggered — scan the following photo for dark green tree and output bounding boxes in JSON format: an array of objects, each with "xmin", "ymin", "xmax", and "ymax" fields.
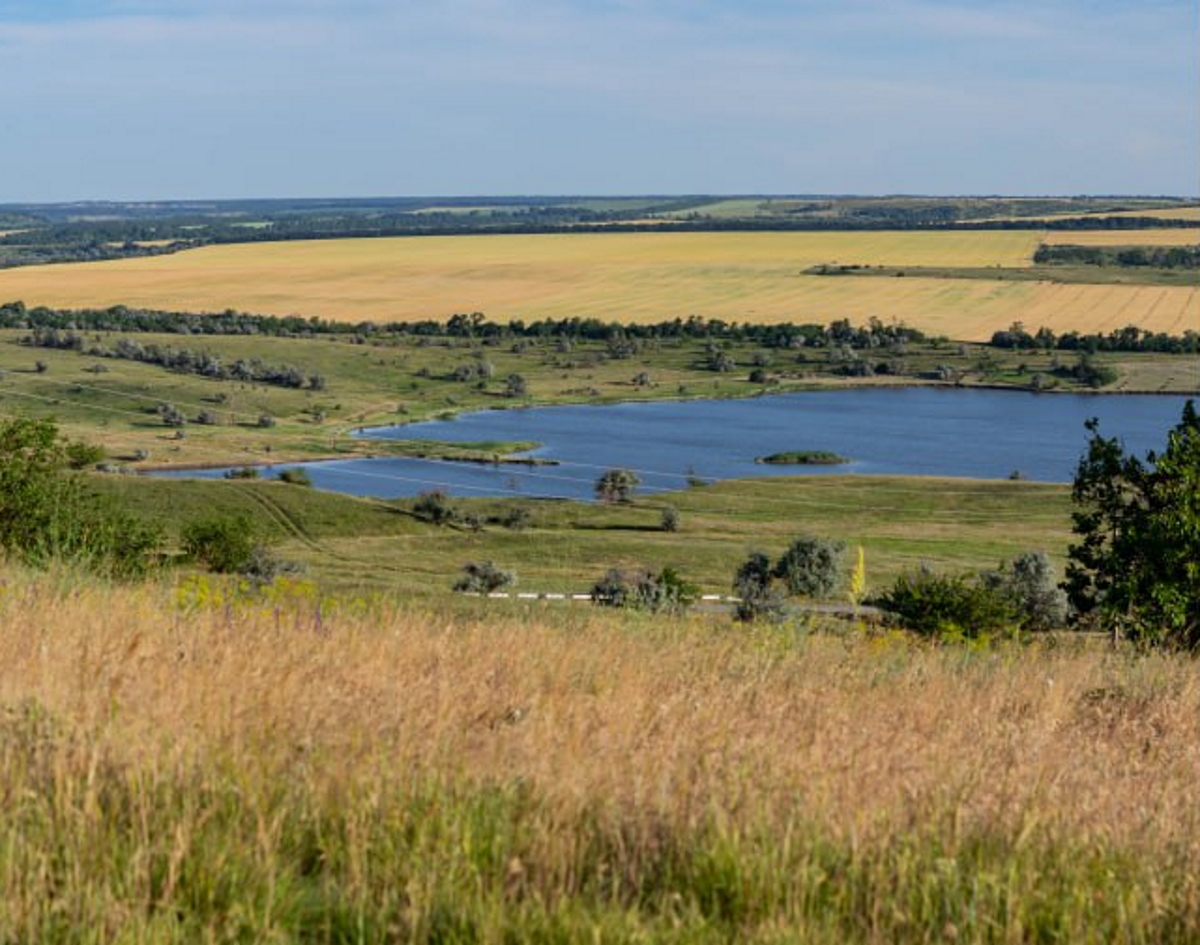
[
  {"xmin": 0, "ymin": 416, "xmax": 160, "ymax": 577},
  {"xmin": 595, "ymin": 468, "xmax": 640, "ymax": 503},
  {"xmin": 1065, "ymin": 400, "xmax": 1200, "ymax": 647}
]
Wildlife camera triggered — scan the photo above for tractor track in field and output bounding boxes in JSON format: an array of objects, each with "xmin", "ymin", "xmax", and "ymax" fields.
[{"xmin": 243, "ymin": 486, "xmax": 414, "ymax": 576}]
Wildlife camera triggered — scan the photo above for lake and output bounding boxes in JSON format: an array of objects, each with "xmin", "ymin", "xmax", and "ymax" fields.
[{"xmin": 154, "ymin": 388, "xmax": 1196, "ymax": 499}]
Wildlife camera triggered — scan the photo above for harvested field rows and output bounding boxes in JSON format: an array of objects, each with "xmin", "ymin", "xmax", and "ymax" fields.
[
  {"xmin": 0, "ymin": 231, "xmax": 1195, "ymax": 339},
  {"xmin": 1042, "ymin": 228, "xmax": 1200, "ymax": 246}
]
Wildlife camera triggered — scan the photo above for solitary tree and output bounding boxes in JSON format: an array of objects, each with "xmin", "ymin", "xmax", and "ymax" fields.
[
  {"xmin": 595, "ymin": 468, "xmax": 640, "ymax": 503},
  {"xmin": 1065, "ymin": 400, "xmax": 1200, "ymax": 647}
]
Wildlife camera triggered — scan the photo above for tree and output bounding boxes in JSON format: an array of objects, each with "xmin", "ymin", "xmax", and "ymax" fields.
[
  {"xmin": 0, "ymin": 417, "xmax": 160, "ymax": 577},
  {"xmin": 1066, "ymin": 400, "xmax": 1200, "ymax": 647},
  {"xmin": 503, "ymin": 374, "xmax": 528, "ymax": 398},
  {"xmin": 733, "ymin": 551, "xmax": 787, "ymax": 622},
  {"xmin": 595, "ymin": 468, "xmax": 640, "ymax": 503},
  {"xmin": 773, "ymin": 536, "xmax": 845, "ymax": 598}
]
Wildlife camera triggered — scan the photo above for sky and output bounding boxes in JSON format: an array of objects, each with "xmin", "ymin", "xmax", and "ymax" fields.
[{"xmin": 0, "ymin": 0, "xmax": 1196, "ymax": 201}]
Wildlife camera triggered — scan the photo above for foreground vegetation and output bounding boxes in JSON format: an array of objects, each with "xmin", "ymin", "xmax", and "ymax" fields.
[{"xmin": 1, "ymin": 565, "xmax": 1198, "ymax": 942}]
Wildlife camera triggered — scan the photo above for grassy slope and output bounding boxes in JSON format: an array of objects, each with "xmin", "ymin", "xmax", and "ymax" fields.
[
  {"xmin": 91, "ymin": 474, "xmax": 1074, "ymax": 597},
  {"xmin": 1, "ymin": 566, "xmax": 1198, "ymax": 942}
]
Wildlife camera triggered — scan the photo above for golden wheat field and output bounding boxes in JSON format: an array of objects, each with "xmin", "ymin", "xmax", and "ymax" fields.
[
  {"xmin": 1042, "ymin": 228, "xmax": 1200, "ymax": 246},
  {"xmin": 1, "ymin": 230, "xmax": 1196, "ymax": 339}
]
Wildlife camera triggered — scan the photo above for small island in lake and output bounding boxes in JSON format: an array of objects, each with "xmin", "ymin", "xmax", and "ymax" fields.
[{"xmin": 756, "ymin": 450, "xmax": 849, "ymax": 466}]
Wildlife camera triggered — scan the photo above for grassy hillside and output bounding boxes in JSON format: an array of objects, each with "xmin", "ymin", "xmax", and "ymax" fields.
[
  {"xmin": 89, "ymin": 474, "xmax": 1074, "ymax": 598},
  {"xmin": 1, "ymin": 565, "xmax": 1197, "ymax": 942}
]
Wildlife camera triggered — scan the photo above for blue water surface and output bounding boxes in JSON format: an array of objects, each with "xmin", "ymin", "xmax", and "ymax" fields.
[{"xmin": 155, "ymin": 388, "xmax": 1196, "ymax": 499}]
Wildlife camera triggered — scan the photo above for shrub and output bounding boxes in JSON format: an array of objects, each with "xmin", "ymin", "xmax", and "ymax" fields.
[
  {"xmin": 64, "ymin": 441, "xmax": 105, "ymax": 470},
  {"xmin": 591, "ymin": 566, "xmax": 697, "ymax": 613},
  {"xmin": 733, "ymin": 551, "xmax": 788, "ymax": 622},
  {"xmin": 879, "ymin": 568, "xmax": 1018, "ymax": 638},
  {"xmin": 181, "ymin": 515, "xmax": 260, "ymax": 574},
  {"xmin": 982, "ymin": 551, "xmax": 1069, "ymax": 631},
  {"xmin": 660, "ymin": 506, "xmax": 680, "ymax": 532},
  {"xmin": 774, "ymin": 536, "xmax": 845, "ymax": 598},
  {"xmin": 495, "ymin": 506, "xmax": 532, "ymax": 530},
  {"xmin": 413, "ymin": 490, "xmax": 458, "ymax": 525},
  {"xmin": 453, "ymin": 561, "xmax": 516, "ymax": 594},
  {"xmin": 224, "ymin": 466, "xmax": 260, "ymax": 480},
  {"xmin": 0, "ymin": 417, "xmax": 160, "ymax": 578},
  {"xmin": 277, "ymin": 468, "xmax": 313, "ymax": 487}
]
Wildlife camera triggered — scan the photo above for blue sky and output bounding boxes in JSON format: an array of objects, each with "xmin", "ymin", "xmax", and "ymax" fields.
[{"xmin": 1, "ymin": 0, "xmax": 1195, "ymax": 201}]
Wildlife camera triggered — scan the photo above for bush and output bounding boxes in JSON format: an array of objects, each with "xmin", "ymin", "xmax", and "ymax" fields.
[
  {"xmin": 774, "ymin": 536, "xmax": 845, "ymax": 598},
  {"xmin": 495, "ymin": 506, "xmax": 532, "ymax": 530},
  {"xmin": 181, "ymin": 515, "xmax": 261, "ymax": 574},
  {"xmin": 733, "ymin": 551, "xmax": 788, "ymax": 622},
  {"xmin": 453, "ymin": 561, "xmax": 516, "ymax": 594},
  {"xmin": 879, "ymin": 568, "xmax": 1018, "ymax": 638},
  {"xmin": 224, "ymin": 466, "xmax": 260, "ymax": 480},
  {"xmin": 277, "ymin": 468, "xmax": 312, "ymax": 487},
  {"xmin": 660, "ymin": 506, "xmax": 680, "ymax": 532},
  {"xmin": 591, "ymin": 566, "xmax": 697, "ymax": 613},
  {"xmin": 413, "ymin": 490, "xmax": 458, "ymax": 525},
  {"xmin": 0, "ymin": 417, "xmax": 161, "ymax": 578},
  {"xmin": 64, "ymin": 441, "xmax": 106, "ymax": 470},
  {"xmin": 983, "ymin": 551, "xmax": 1069, "ymax": 631}
]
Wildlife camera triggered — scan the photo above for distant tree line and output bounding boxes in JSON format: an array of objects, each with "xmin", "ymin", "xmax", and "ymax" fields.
[
  {"xmin": 0, "ymin": 301, "xmax": 926, "ymax": 350},
  {"xmin": 1, "ymin": 202, "xmax": 1193, "ymax": 273},
  {"xmin": 21, "ymin": 327, "xmax": 326, "ymax": 390},
  {"xmin": 990, "ymin": 321, "xmax": 1200, "ymax": 354},
  {"xmin": 1034, "ymin": 244, "xmax": 1200, "ymax": 268}
]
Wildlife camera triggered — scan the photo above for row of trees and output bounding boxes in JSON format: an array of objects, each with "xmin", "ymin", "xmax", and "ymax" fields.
[
  {"xmin": 2, "ymin": 301, "xmax": 927, "ymax": 352},
  {"xmin": 1034, "ymin": 244, "xmax": 1200, "ymax": 269},
  {"xmin": 990, "ymin": 321, "xmax": 1200, "ymax": 355},
  {"xmin": 22, "ymin": 328, "xmax": 327, "ymax": 390}
]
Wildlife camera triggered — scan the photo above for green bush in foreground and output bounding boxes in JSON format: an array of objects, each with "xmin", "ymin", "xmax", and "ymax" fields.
[
  {"xmin": 880, "ymin": 567, "xmax": 1019, "ymax": 638},
  {"xmin": 181, "ymin": 515, "xmax": 261, "ymax": 574},
  {"xmin": 0, "ymin": 416, "xmax": 160, "ymax": 577}
]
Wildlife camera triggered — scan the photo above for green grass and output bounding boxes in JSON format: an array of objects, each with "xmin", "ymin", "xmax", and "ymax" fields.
[{"xmin": 91, "ymin": 473, "xmax": 1074, "ymax": 598}]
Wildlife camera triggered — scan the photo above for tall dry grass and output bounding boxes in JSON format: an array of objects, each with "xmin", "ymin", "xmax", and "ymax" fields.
[{"xmin": 1, "ymin": 567, "xmax": 1198, "ymax": 941}]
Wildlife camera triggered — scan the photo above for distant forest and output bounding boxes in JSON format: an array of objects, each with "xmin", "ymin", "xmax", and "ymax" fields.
[{"xmin": 0, "ymin": 195, "xmax": 1195, "ymax": 271}]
